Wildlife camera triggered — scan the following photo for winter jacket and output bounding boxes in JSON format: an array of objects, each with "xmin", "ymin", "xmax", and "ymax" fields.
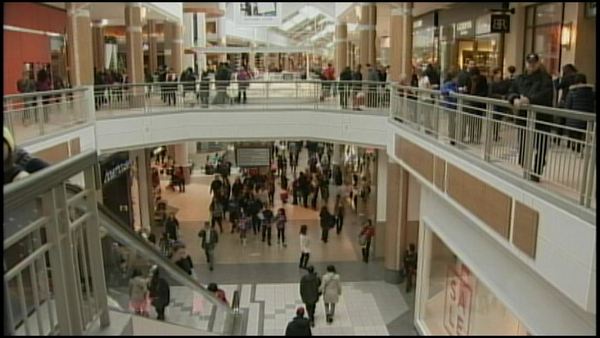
[
  {"xmin": 198, "ymin": 229, "xmax": 219, "ymax": 250},
  {"xmin": 175, "ymin": 255, "xmax": 194, "ymax": 275},
  {"xmin": 285, "ymin": 316, "xmax": 312, "ymax": 336},
  {"xmin": 556, "ymin": 73, "xmax": 578, "ymax": 107},
  {"xmin": 507, "ymin": 68, "xmax": 554, "ymax": 130},
  {"xmin": 300, "ymin": 272, "xmax": 321, "ymax": 304},
  {"xmin": 148, "ymin": 276, "xmax": 170, "ymax": 308},
  {"xmin": 440, "ymin": 80, "xmax": 458, "ymax": 110},
  {"xmin": 129, "ymin": 276, "xmax": 148, "ymax": 303},
  {"xmin": 14, "ymin": 148, "xmax": 49, "ymax": 173},
  {"xmin": 300, "ymin": 234, "xmax": 310, "ymax": 254},
  {"xmin": 565, "ymin": 84, "xmax": 595, "ymax": 129},
  {"xmin": 319, "ymin": 272, "xmax": 342, "ymax": 304}
]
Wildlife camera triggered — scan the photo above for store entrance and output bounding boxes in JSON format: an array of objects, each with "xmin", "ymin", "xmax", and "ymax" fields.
[{"xmin": 457, "ymin": 34, "xmax": 502, "ymax": 77}]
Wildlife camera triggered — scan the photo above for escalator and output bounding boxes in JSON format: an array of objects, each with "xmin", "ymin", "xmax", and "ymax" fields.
[{"xmin": 65, "ymin": 184, "xmax": 243, "ymax": 335}]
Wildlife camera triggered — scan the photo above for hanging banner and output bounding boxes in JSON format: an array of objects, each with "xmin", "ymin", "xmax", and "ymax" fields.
[{"xmin": 234, "ymin": 2, "xmax": 282, "ymax": 27}]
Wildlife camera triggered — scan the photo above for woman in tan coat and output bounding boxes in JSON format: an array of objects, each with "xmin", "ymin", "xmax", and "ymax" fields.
[{"xmin": 319, "ymin": 265, "xmax": 342, "ymax": 324}]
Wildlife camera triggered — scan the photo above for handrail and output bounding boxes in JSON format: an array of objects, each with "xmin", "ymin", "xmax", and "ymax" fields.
[
  {"xmin": 3, "ymin": 87, "xmax": 88, "ymax": 101},
  {"xmin": 3, "ymin": 150, "xmax": 97, "ymax": 210},
  {"xmin": 392, "ymin": 83, "xmax": 597, "ymax": 121},
  {"xmin": 85, "ymin": 186, "xmax": 233, "ymax": 314}
]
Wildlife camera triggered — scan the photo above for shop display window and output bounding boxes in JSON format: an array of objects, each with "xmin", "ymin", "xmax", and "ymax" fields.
[
  {"xmin": 413, "ymin": 27, "xmax": 437, "ymax": 68},
  {"xmin": 419, "ymin": 230, "xmax": 529, "ymax": 335}
]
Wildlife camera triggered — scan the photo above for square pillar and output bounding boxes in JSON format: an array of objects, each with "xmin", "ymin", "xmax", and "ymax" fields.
[
  {"xmin": 92, "ymin": 22, "xmax": 105, "ymax": 73},
  {"xmin": 148, "ymin": 20, "xmax": 159, "ymax": 74},
  {"xmin": 66, "ymin": 3, "xmax": 94, "ymax": 86},
  {"xmin": 125, "ymin": 3, "xmax": 145, "ymax": 106}
]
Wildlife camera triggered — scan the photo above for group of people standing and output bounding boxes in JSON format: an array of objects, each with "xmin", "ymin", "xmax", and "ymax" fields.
[{"xmin": 16, "ymin": 67, "xmax": 67, "ymax": 125}]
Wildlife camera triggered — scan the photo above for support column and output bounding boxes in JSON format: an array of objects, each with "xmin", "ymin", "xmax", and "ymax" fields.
[
  {"xmin": 358, "ymin": 3, "xmax": 377, "ymax": 79},
  {"xmin": 173, "ymin": 143, "xmax": 191, "ymax": 184},
  {"xmin": 335, "ymin": 22, "xmax": 348, "ymax": 76},
  {"xmin": 91, "ymin": 22, "xmax": 105, "ymax": 72},
  {"xmin": 163, "ymin": 21, "xmax": 173, "ymax": 68},
  {"xmin": 183, "ymin": 13, "xmax": 195, "ymax": 71},
  {"xmin": 171, "ymin": 22, "xmax": 183, "ymax": 74},
  {"xmin": 249, "ymin": 42, "xmax": 257, "ymax": 70},
  {"xmin": 398, "ymin": 2, "xmax": 413, "ymax": 84},
  {"xmin": 66, "ymin": 3, "xmax": 94, "ymax": 86},
  {"xmin": 148, "ymin": 20, "xmax": 159, "ymax": 74},
  {"xmin": 384, "ymin": 162, "xmax": 409, "ymax": 284},
  {"xmin": 125, "ymin": 3, "xmax": 145, "ymax": 106},
  {"xmin": 374, "ymin": 150, "xmax": 387, "ymax": 259},
  {"xmin": 131, "ymin": 149, "xmax": 152, "ymax": 233},
  {"xmin": 196, "ymin": 13, "xmax": 207, "ymax": 72}
]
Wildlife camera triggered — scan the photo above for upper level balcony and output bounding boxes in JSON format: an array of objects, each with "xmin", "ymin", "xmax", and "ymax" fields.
[{"xmin": 4, "ymin": 80, "xmax": 596, "ymax": 213}]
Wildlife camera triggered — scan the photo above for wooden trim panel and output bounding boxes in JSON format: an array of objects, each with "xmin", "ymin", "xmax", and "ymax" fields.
[
  {"xmin": 395, "ymin": 135, "xmax": 433, "ymax": 183},
  {"xmin": 512, "ymin": 201, "xmax": 539, "ymax": 259}
]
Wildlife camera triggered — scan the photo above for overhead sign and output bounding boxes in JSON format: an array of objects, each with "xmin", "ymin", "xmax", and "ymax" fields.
[
  {"xmin": 234, "ymin": 2, "xmax": 282, "ymax": 27},
  {"xmin": 236, "ymin": 148, "xmax": 271, "ymax": 167},
  {"xmin": 490, "ymin": 14, "xmax": 510, "ymax": 33}
]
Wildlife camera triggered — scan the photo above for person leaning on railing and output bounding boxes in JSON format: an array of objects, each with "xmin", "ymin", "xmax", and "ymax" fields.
[
  {"xmin": 4, "ymin": 127, "xmax": 50, "ymax": 185},
  {"xmin": 563, "ymin": 73, "xmax": 595, "ymax": 153},
  {"xmin": 507, "ymin": 53, "xmax": 555, "ymax": 183},
  {"xmin": 489, "ymin": 67, "xmax": 512, "ymax": 142}
]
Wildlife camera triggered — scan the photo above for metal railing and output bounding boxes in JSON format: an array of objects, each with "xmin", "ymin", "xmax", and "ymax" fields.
[
  {"xmin": 3, "ymin": 150, "xmax": 108, "ymax": 335},
  {"xmin": 3, "ymin": 87, "xmax": 93, "ymax": 144},
  {"xmin": 92, "ymin": 80, "xmax": 391, "ymax": 118},
  {"xmin": 390, "ymin": 84, "xmax": 596, "ymax": 208},
  {"xmin": 4, "ymin": 150, "xmax": 241, "ymax": 335}
]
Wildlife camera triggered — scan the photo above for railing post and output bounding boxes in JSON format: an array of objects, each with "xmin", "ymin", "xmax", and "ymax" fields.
[
  {"xmin": 37, "ymin": 95, "xmax": 45, "ymax": 136},
  {"xmin": 61, "ymin": 92, "xmax": 68, "ymax": 123},
  {"xmin": 580, "ymin": 120, "xmax": 596, "ymax": 206},
  {"xmin": 456, "ymin": 97, "xmax": 464, "ymax": 145},
  {"xmin": 483, "ymin": 102, "xmax": 493, "ymax": 162},
  {"xmin": 82, "ymin": 165, "xmax": 110, "ymax": 327},
  {"xmin": 42, "ymin": 187, "xmax": 85, "ymax": 335},
  {"xmin": 5, "ymin": 98, "xmax": 15, "ymax": 138},
  {"xmin": 434, "ymin": 93, "xmax": 441, "ymax": 139},
  {"xmin": 522, "ymin": 109, "xmax": 536, "ymax": 179}
]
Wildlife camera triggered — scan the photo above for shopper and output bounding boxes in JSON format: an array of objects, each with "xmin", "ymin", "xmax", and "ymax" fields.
[
  {"xmin": 237, "ymin": 64, "xmax": 252, "ymax": 104},
  {"xmin": 209, "ymin": 198, "xmax": 225, "ymax": 234},
  {"xmin": 285, "ymin": 307, "xmax": 312, "ymax": 336},
  {"xmin": 228, "ymin": 197, "xmax": 241, "ymax": 233},
  {"xmin": 465, "ymin": 66, "xmax": 488, "ymax": 144},
  {"xmin": 275, "ymin": 208, "xmax": 287, "ymax": 247},
  {"xmin": 299, "ymin": 266, "xmax": 321, "ymax": 327},
  {"xmin": 564, "ymin": 73, "xmax": 595, "ymax": 153},
  {"xmin": 166, "ymin": 68, "xmax": 178, "ymax": 106},
  {"xmin": 4, "ymin": 128, "xmax": 30, "ymax": 185},
  {"xmin": 17, "ymin": 71, "xmax": 37, "ymax": 125},
  {"xmin": 320, "ymin": 265, "xmax": 342, "ymax": 324},
  {"xmin": 441, "ymin": 70, "xmax": 460, "ymax": 145},
  {"xmin": 210, "ymin": 174, "xmax": 223, "ymax": 199},
  {"xmin": 334, "ymin": 194, "xmax": 345, "ymax": 235},
  {"xmin": 163, "ymin": 212, "xmax": 180, "ymax": 242},
  {"xmin": 199, "ymin": 69, "xmax": 210, "ymax": 107},
  {"xmin": 489, "ymin": 67, "xmax": 512, "ymax": 142},
  {"xmin": 148, "ymin": 266, "xmax": 170, "ymax": 321},
  {"xmin": 507, "ymin": 53, "xmax": 554, "ymax": 182},
  {"xmin": 359, "ymin": 220, "xmax": 375, "ymax": 263},
  {"xmin": 172, "ymin": 243, "xmax": 194, "ymax": 275},
  {"xmin": 261, "ymin": 206, "xmax": 274, "ymax": 246},
  {"xmin": 128, "ymin": 268, "xmax": 149, "ymax": 316},
  {"xmin": 207, "ymin": 282, "xmax": 229, "ymax": 306},
  {"xmin": 352, "ymin": 64, "xmax": 363, "ymax": 110},
  {"xmin": 339, "ymin": 66, "xmax": 353, "ymax": 109},
  {"xmin": 367, "ymin": 64, "xmax": 379, "ymax": 107},
  {"xmin": 198, "ymin": 221, "xmax": 219, "ymax": 271},
  {"xmin": 403, "ymin": 244, "xmax": 418, "ymax": 293},
  {"xmin": 299, "ymin": 225, "xmax": 311, "ymax": 269},
  {"xmin": 319, "ymin": 206, "xmax": 334, "ymax": 243}
]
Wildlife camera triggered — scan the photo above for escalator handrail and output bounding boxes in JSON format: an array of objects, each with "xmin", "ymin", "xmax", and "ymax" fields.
[{"xmin": 65, "ymin": 183, "xmax": 233, "ymax": 316}]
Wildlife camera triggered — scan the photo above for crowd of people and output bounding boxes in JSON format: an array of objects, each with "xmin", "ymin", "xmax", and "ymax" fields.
[
  {"xmin": 16, "ymin": 67, "xmax": 68, "ymax": 125},
  {"xmin": 404, "ymin": 53, "xmax": 595, "ymax": 182}
]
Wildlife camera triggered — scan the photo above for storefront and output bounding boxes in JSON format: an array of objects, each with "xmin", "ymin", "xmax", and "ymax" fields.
[
  {"xmin": 523, "ymin": 3, "xmax": 565, "ymax": 76},
  {"xmin": 412, "ymin": 12, "xmax": 438, "ymax": 69},
  {"xmin": 437, "ymin": 3, "xmax": 505, "ymax": 78},
  {"xmin": 99, "ymin": 152, "xmax": 134, "ymax": 228},
  {"xmin": 416, "ymin": 226, "xmax": 529, "ymax": 335}
]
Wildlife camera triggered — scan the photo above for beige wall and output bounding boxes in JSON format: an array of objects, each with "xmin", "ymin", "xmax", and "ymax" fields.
[{"xmin": 565, "ymin": 3, "xmax": 596, "ymax": 85}]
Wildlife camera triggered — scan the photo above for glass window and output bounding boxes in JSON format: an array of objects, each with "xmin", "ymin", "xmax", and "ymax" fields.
[
  {"xmin": 419, "ymin": 230, "xmax": 529, "ymax": 335},
  {"xmin": 535, "ymin": 3, "xmax": 562, "ymax": 25},
  {"xmin": 523, "ymin": 3, "xmax": 564, "ymax": 76},
  {"xmin": 413, "ymin": 27, "xmax": 436, "ymax": 68},
  {"xmin": 534, "ymin": 25, "xmax": 561, "ymax": 75}
]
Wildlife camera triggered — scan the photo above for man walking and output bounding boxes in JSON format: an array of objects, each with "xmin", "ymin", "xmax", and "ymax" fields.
[
  {"xmin": 359, "ymin": 220, "xmax": 375, "ymax": 263},
  {"xmin": 403, "ymin": 244, "xmax": 418, "ymax": 293},
  {"xmin": 299, "ymin": 266, "xmax": 321, "ymax": 327},
  {"xmin": 285, "ymin": 307, "xmax": 312, "ymax": 336},
  {"xmin": 198, "ymin": 221, "xmax": 219, "ymax": 271}
]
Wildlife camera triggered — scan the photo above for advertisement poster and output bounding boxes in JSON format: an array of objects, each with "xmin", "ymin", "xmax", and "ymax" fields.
[
  {"xmin": 443, "ymin": 263, "xmax": 474, "ymax": 335},
  {"xmin": 234, "ymin": 2, "xmax": 282, "ymax": 26}
]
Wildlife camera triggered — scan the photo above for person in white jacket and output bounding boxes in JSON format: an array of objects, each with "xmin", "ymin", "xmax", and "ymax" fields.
[
  {"xmin": 320, "ymin": 265, "xmax": 342, "ymax": 324},
  {"xmin": 299, "ymin": 225, "xmax": 310, "ymax": 269}
]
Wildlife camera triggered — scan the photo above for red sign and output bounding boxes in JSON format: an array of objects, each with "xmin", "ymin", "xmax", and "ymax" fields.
[{"xmin": 443, "ymin": 263, "xmax": 474, "ymax": 335}]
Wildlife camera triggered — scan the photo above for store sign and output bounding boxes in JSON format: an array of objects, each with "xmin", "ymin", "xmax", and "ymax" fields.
[
  {"xmin": 234, "ymin": 2, "xmax": 282, "ymax": 27},
  {"xmin": 443, "ymin": 264, "xmax": 474, "ymax": 335},
  {"xmin": 413, "ymin": 20, "xmax": 423, "ymax": 29},
  {"xmin": 490, "ymin": 14, "xmax": 510, "ymax": 33},
  {"xmin": 103, "ymin": 159, "xmax": 133, "ymax": 184},
  {"xmin": 456, "ymin": 20, "xmax": 473, "ymax": 36}
]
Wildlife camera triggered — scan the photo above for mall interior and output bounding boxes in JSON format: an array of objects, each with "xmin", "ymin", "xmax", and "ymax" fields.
[{"xmin": 2, "ymin": 2, "xmax": 597, "ymax": 336}]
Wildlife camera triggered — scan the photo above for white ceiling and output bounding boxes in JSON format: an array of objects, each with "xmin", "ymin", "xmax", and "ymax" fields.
[{"xmin": 43, "ymin": 2, "xmax": 175, "ymax": 25}]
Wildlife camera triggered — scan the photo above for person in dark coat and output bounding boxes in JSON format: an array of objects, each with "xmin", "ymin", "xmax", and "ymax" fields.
[
  {"xmin": 352, "ymin": 64, "xmax": 363, "ymax": 110},
  {"xmin": 319, "ymin": 206, "xmax": 334, "ymax": 243},
  {"xmin": 339, "ymin": 66, "xmax": 353, "ymax": 109},
  {"xmin": 564, "ymin": 73, "xmax": 595, "ymax": 153},
  {"xmin": 299, "ymin": 266, "xmax": 321, "ymax": 327},
  {"xmin": 148, "ymin": 266, "xmax": 170, "ymax": 321},
  {"xmin": 285, "ymin": 307, "xmax": 312, "ymax": 336},
  {"xmin": 163, "ymin": 212, "xmax": 180, "ymax": 241},
  {"xmin": 507, "ymin": 53, "xmax": 555, "ymax": 182},
  {"xmin": 465, "ymin": 67, "xmax": 488, "ymax": 144},
  {"xmin": 554, "ymin": 64, "xmax": 579, "ymax": 142},
  {"xmin": 198, "ymin": 221, "xmax": 219, "ymax": 271},
  {"xmin": 488, "ymin": 67, "xmax": 512, "ymax": 141}
]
